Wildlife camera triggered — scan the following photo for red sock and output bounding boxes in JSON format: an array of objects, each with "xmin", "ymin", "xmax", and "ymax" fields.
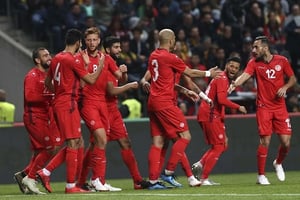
[
  {"xmin": 78, "ymin": 147, "xmax": 92, "ymax": 186},
  {"xmin": 121, "ymin": 149, "xmax": 142, "ymax": 182},
  {"xmin": 159, "ymin": 148, "xmax": 167, "ymax": 173},
  {"xmin": 257, "ymin": 145, "xmax": 268, "ymax": 175},
  {"xmin": 46, "ymin": 146, "xmax": 66, "ymax": 172},
  {"xmin": 201, "ymin": 144, "xmax": 225, "ymax": 179},
  {"xmin": 166, "ymin": 138, "xmax": 189, "ymax": 172},
  {"xmin": 180, "ymin": 153, "xmax": 193, "ymax": 177},
  {"xmin": 148, "ymin": 145, "xmax": 162, "ymax": 181},
  {"xmin": 200, "ymin": 149, "xmax": 212, "ymax": 166},
  {"xmin": 65, "ymin": 147, "xmax": 78, "ymax": 183},
  {"xmin": 24, "ymin": 154, "xmax": 37, "ymax": 174},
  {"xmin": 91, "ymin": 147, "xmax": 106, "ymax": 184},
  {"xmin": 76, "ymin": 147, "xmax": 84, "ymax": 180},
  {"xmin": 276, "ymin": 145, "xmax": 289, "ymax": 164},
  {"xmin": 28, "ymin": 150, "xmax": 51, "ymax": 179}
]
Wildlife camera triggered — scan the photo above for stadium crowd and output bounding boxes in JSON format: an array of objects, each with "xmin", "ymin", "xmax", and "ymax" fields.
[{"xmin": 7, "ymin": 0, "xmax": 300, "ymax": 116}]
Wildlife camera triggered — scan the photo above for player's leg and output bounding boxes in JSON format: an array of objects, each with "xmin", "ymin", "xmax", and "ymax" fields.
[
  {"xmin": 256, "ymin": 109, "xmax": 272, "ymax": 185},
  {"xmin": 272, "ymin": 111, "xmax": 292, "ymax": 182}
]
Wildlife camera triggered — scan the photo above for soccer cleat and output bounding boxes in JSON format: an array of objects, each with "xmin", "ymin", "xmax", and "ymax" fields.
[
  {"xmin": 191, "ymin": 162, "xmax": 202, "ymax": 180},
  {"xmin": 256, "ymin": 175, "xmax": 271, "ymax": 185},
  {"xmin": 188, "ymin": 176, "xmax": 201, "ymax": 187},
  {"xmin": 134, "ymin": 180, "xmax": 151, "ymax": 189},
  {"xmin": 65, "ymin": 186, "xmax": 90, "ymax": 194},
  {"xmin": 22, "ymin": 176, "xmax": 46, "ymax": 195},
  {"xmin": 14, "ymin": 171, "xmax": 28, "ymax": 194},
  {"xmin": 200, "ymin": 178, "xmax": 220, "ymax": 186},
  {"xmin": 36, "ymin": 169, "xmax": 52, "ymax": 193},
  {"xmin": 160, "ymin": 173, "xmax": 183, "ymax": 187},
  {"xmin": 77, "ymin": 183, "xmax": 96, "ymax": 192},
  {"xmin": 148, "ymin": 181, "xmax": 168, "ymax": 190},
  {"xmin": 273, "ymin": 159, "xmax": 285, "ymax": 181},
  {"xmin": 91, "ymin": 178, "xmax": 109, "ymax": 191},
  {"xmin": 104, "ymin": 183, "xmax": 122, "ymax": 191}
]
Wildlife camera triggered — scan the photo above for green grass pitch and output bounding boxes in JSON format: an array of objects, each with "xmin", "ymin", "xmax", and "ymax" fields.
[{"xmin": 1, "ymin": 171, "xmax": 300, "ymax": 200}]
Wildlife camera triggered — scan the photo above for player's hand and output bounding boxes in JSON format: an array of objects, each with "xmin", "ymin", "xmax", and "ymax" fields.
[
  {"xmin": 140, "ymin": 80, "xmax": 150, "ymax": 93},
  {"xmin": 277, "ymin": 86, "xmax": 287, "ymax": 98},
  {"xmin": 209, "ymin": 66, "xmax": 222, "ymax": 78},
  {"xmin": 206, "ymin": 98, "xmax": 214, "ymax": 108},
  {"xmin": 98, "ymin": 53, "xmax": 105, "ymax": 68},
  {"xmin": 119, "ymin": 64, "xmax": 128, "ymax": 73},
  {"xmin": 80, "ymin": 49, "xmax": 90, "ymax": 67},
  {"xmin": 228, "ymin": 81, "xmax": 236, "ymax": 94},
  {"xmin": 186, "ymin": 90, "xmax": 200, "ymax": 102},
  {"xmin": 238, "ymin": 106, "xmax": 247, "ymax": 114},
  {"xmin": 128, "ymin": 81, "xmax": 139, "ymax": 89}
]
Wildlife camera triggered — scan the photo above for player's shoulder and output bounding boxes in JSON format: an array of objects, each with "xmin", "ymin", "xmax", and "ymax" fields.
[
  {"xmin": 25, "ymin": 67, "xmax": 41, "ymax": 78},
  {"xmin": 273, "ymin": 54, "xmax": 288, "ymax": 62}
]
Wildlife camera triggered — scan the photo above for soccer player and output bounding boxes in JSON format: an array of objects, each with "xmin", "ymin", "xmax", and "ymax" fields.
[
  {"xmin": 104, "ymin": 36, "xmax": 149, "ymax": 190},
  {"xmin": 43, "ymin": 29, "xmax": 104, "ymax": 193},
  {"xmin": 146, "ymin": 28, "xmax": 221, "ymax": 189},
  {"xmin": 192, "ymin": 56, "xmax": 247, "ymax": 186},
  {"xmin": 228, "ymin": 36, "xmax": 297, "ymax": 185},
  {"xmin": 75, "ymin": 28, "xmax": 122, "ymax": 192},
  {"xmin": 14, "ymin": 47, "xmax": 63, "ymax": 195},
  {"xmin": 140, "ymin": 70, "xmax": 210, "ymax": 188}
]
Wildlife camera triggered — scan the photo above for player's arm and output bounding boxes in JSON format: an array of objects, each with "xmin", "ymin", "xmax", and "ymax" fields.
[
  {"xmin": 277, "ymin": 75, "xmax": 297, "ymax": 97},
  {"xmin": 81, "ymin": 53, "xmax": 105, "ymax": 84},
  {"xmin": 183, "ymin": 66, "xmax": 222, "ymax": 79},
  {"xmin": 217, "ymin": 91, "xmax": 247, "ymax": 114},
  {"xmin": 140, "ymin": 69, "xmax": 151, "ymax": 93},
  {"xmin": 106, "ymin": 81, "xmax": 138, "ymax": 96},
  {"xmin": 45, "ymin": 75, "xmax": 54, "ymax": 92},
  {"xmin": 228, "ymin": 72, "xmax": 251, "ymax": 94},
  {"xmin": 113, "ymin": 64, "xmax": 128, "ymax": 84},
  {"xmin": 175, "ymin": 84, "xmax": 200, "ymax": 102}
]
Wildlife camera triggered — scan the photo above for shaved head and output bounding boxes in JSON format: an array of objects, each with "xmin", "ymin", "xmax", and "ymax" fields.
[
  {"xmin": 158, "ymin": 29, "xmax": 176, "ymax": 51},
  {"xmin": 159, "ymin": 29, "xmax": 175, "ymax": 45}
]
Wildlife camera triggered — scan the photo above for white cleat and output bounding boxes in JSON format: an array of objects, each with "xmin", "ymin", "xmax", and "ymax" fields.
[
  {"xmin": 273, "ymin": 159, "xmax": 285, "ymax": 181},
  {"xmin": 22, "ymin": 176, "xmax": 46, "ymax": 194},
  {"xmin": 188, "ymin": 176, "xmax": 201, "ymax": 187},
  {"xmin": 91, "ymin": 178, "xmax": 109, "ymax": 192},
  {"xmin": 256, "ymin": 175, "xmax": 270, "ymax": 185},
  {"xmin": 200, "ymin": 178, "xmax": 220, "ymax": 186},
  {"xmin": 104, "ymin": 183, "xmax": 122, "ymax": 191},
  {"xmin": 191, "ymin": 162, "xmax": 202, "ymax": 180}
]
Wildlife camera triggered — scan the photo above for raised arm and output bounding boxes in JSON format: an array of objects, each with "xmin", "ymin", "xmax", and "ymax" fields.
[{"xmin": 228, "ymin": 72, "xmax": 251, "ymax": 94}]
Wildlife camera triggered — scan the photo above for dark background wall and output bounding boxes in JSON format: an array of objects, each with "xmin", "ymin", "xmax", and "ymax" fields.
[{"xmin": 1, "ymin": 115, "xmax": 299, "ymax": 184}]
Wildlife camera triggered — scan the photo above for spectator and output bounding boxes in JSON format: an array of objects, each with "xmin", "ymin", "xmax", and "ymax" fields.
[
  {"xmin": 245, "ymin": 1, "xmax": 265, "ymax": 37},
  {"xmin": 46, "ymin": 0, "xmax": 68, "ymax": 53},
  {"xmin": 93, "ymin": 0, "xmax": 114, "ymax": 33},
  {"xmin": 0, "ymin": 89, "xmax": 15, "ymax": 127},
  {"xmin": 66, "ymin": 3, "xmax": 86, "ymax": 30},
  {"xmin": 284, "ymin": 3, "xmax": 300, "ymax": 80},
  {"xmin": 119, "ymin": 36, "xmax": 146, "ymax": 84}
]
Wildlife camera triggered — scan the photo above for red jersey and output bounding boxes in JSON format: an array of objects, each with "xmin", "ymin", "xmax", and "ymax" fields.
[
  {"xmin": 245, "ymin": 55, "xmax": 294, "ymax": 110},
  {"xmin": 47, "ymin": 52, "xmax": 88, "ymax": 110},
  {"xmin": 24, "ymin": 67, "xmax": 53, "ymax": 117},
  {"xmin": 78, "ymin": 52, "xmax": 108, "ymax": 102},
  {"xmin": 104, "ymin": 54, "xmax": 120, "ymax": 108},
  {"xmin": 148, "ymin": 48, "xmax": 186, "ymax": 111},
  {"xmin": 198, "ymin": 71, "xmax": 240, "ymax": 121}
]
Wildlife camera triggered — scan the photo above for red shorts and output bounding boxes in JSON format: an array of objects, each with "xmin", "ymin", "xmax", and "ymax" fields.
[
  {"xmin": 198, "ymin": 120, "xmax": 226, "ymax": 145},
  {"xmin": 256, "ymin": 108, "xmax": 292, "ymax": 136},
  {"xmin": 54, "ymin": 107, "xmax": 82, "ymax": 140},
  {"xmin": 24, "ymin": 113, "xmax": 63, "ymax": 150},
  {"xmin": 107, "ymin": 106, "xmax": 128, "ymax": 141},
  {"xmin": 80, "ymin": 101, "xmax": 109, "ymax": 142},
  {"xmin": 149, "ymin": 105, "xmax": 189, "ymax": 139}
]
